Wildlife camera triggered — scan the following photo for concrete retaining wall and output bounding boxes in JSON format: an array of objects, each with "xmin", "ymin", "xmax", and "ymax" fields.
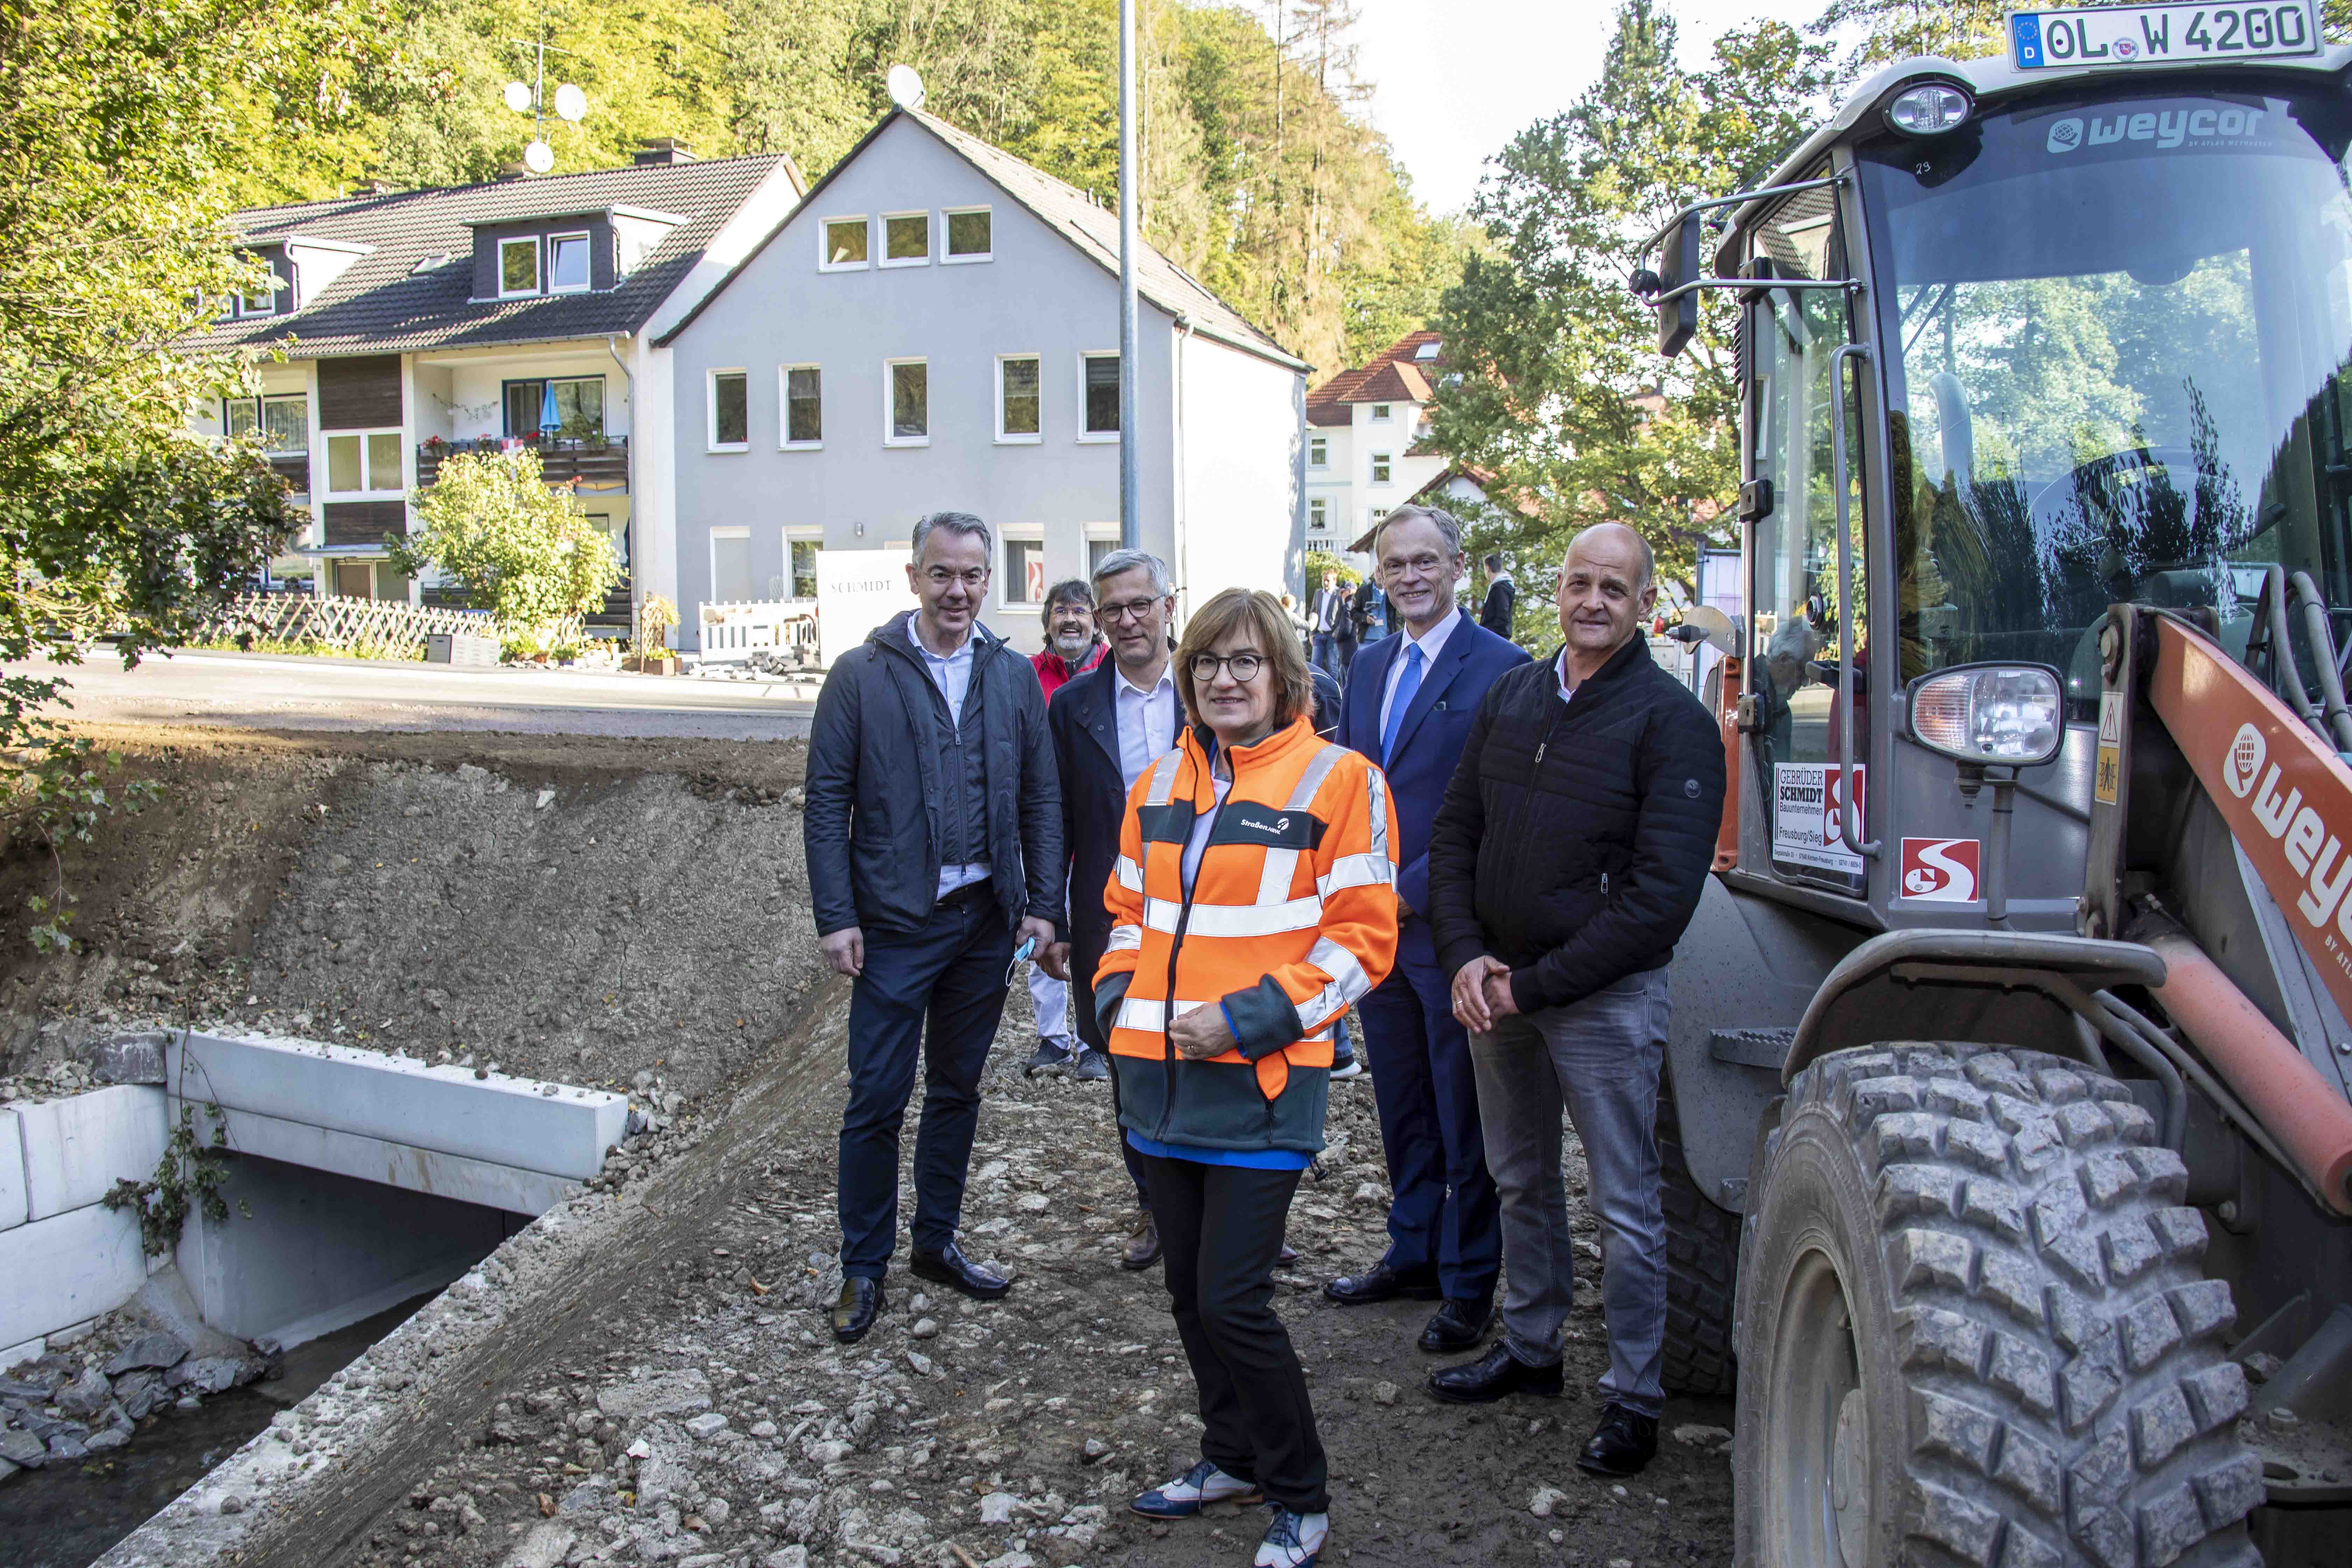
[{"xmin": 0, "ymin": 1086, "xmax": 169, "ymax": 1359}]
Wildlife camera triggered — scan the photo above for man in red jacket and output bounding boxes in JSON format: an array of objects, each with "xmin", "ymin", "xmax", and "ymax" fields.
[{"xmin": 1027, "ymin": 580, "xmax": 1107, "ymax": 1073}]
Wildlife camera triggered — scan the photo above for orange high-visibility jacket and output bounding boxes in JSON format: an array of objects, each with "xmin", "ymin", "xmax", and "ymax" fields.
[{"xmin": 1092, "ymin": 716, "xmax": 1400, "ymax": 1155}]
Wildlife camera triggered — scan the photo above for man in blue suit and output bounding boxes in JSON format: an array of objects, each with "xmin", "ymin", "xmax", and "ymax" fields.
[{"xmin": 1324, "ymin": 504, "xmax": 1531, "ymax": 1353}]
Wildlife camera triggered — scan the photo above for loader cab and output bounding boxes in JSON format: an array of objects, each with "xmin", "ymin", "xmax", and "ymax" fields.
[{"xmin": 1710, "ymin": 47, "xmax": 2352, "ymax": 932}]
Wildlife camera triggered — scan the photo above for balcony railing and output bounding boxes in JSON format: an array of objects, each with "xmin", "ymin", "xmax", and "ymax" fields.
[
  {"xmin": 267, "ymin": 453, "xmax": 310, "ymax": 494},
  {"xmin": 416, "ymin": 434, "xmax": 628, "ymax": 492}
]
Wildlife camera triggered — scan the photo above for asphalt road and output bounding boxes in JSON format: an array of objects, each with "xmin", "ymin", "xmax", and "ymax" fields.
[{"xmin": 9, "ymin": 651, "xmax": 819, "ymax": 741}]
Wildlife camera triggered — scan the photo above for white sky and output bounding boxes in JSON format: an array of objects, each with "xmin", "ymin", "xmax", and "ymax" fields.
[{"xmin": 1352, "ymin": 0, "xmax": 1828, "ymax": 216}]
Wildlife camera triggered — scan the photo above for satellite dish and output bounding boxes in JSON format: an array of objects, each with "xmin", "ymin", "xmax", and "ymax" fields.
[
  {"xmin": 523, "ymin": 140, "xmax": 555, "ymax": 175},
  {"xmin": 886, "ymin": 64, "xmax": 926, "ymax": 110},
  {"xmin": 553, "ymin": 83, "xmax": 587, "ymax": 124},
  {"xmin": 1678, "ymin": 603, "xmax": 1739, "ymax": 654},
  {"xmin": 503, "ymin": 80, "xmax": 534, "ymax": 113}
]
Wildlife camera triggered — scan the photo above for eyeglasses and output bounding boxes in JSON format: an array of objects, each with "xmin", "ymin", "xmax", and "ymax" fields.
[
  {"xmin": 925, "ymin": 567, "xmax": 989, "ymax": 588},
  {"xmin": 1188, "ymin": 651, "xmax": 1264, "ymax": 684},
  {"xmin": 1099, "ymin": 596, "xmax": 1163, "ymax": 623}
]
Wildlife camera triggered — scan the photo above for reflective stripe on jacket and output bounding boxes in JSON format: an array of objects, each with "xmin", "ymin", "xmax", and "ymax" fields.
[{"xmin": 1093, "ymin": 715, "xmax": 1400, "ymax": 1154}]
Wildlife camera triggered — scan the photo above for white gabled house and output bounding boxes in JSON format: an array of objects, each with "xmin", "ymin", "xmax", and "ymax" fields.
[{"xmin": 653, "ymin": 108, "xmax": 1313, "ymax": 655}]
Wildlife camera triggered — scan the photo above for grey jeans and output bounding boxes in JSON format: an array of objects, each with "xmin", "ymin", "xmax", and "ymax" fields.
[{"xmin": 1469, "ymin": 966, "xmax": 1670, "ymax": 1418}]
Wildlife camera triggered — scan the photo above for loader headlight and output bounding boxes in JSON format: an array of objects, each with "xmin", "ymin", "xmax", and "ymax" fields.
[
  {"xmin": 1886, "ymin": 82, "xmax": 1973, "ymax": 137},
  {"xmin": 1909, "ymin": 664, "xmax": 2064, "ymax": 766}
]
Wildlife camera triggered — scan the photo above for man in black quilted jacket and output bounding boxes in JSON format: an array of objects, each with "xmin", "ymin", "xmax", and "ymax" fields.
[{"xmin": 1422, "ymin": 522, "xmax": 1725, "ymax": 1480}]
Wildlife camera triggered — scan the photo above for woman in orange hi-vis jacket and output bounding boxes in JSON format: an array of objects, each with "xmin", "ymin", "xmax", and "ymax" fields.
[{"xmin": 1093, "ymin": 587, "xmax": 1399, "ymax": 1568}]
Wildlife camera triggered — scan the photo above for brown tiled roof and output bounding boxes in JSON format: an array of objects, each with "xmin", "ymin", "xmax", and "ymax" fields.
[
  {"xmin": 1306, "ymin": 330, "xmax": 1445, "ymax": 426},
  {"xmin": 654, "ymin": 108, "xmax": 1309, "ymax": 373},
  {"xmin": 184, "ymin": 154, "xmax": 799, "ymax": 358}
]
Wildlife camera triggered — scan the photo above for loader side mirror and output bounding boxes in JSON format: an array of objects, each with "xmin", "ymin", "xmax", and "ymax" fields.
[{"xmin": 1657, "ymin": 210, "xmax": 1702, "ymax": 358}]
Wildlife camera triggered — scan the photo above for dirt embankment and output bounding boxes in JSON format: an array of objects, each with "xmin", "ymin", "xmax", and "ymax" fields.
[{"xmin": 0, "ymin": 725, "xmax": 816, "ymax": 1104}]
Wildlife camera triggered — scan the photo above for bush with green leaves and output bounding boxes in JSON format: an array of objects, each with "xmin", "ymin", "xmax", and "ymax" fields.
[{"xmin": 388, "ymin": 448, "xmax": 624, "ymax": 646}]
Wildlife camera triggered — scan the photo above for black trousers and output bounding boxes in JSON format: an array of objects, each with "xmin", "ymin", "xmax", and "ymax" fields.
[
  {"xmin": 1136, "ymin": 1150, "xmax": 1328, "ymax": 1512},
  {"xmin": 836, "ymin": 893, "xmax": 1013, "ymax": 1278}
]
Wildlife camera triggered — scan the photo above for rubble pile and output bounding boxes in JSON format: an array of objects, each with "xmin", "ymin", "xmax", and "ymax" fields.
[{"xmin": 1, "ymin": 1326, "xmax": 268, "ymax": 1483}]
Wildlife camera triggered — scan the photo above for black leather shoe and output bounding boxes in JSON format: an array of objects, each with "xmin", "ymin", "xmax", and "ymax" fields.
[
  {"xmin": 1418, "ymin": 1297, "xmax": 1493, "ymax": 1353},
  {"xmin": 1323, "ymin": 1259, "xmax": 1441, "ymax": 1305},
  {"xmin": 1576, "ymin": 1403, "xmax": 1659, "ymax": 1477},
  {"xmin": 831, "ymin": 1276, "xmax": 884, "ymax": 1343},
  {"xmin": 909, "ymin": 1242, "xmax": 1011, "ymax": 1300},
  {"xmin": 1427, "ymin": 1342, "xmax": 1563, "ymax": 1404},
  {"xmin": 1278, "ymin": 1241, "xmax": 1300, "ymax": 1267}
]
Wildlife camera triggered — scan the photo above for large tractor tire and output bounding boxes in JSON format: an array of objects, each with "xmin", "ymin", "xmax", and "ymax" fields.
[
  {"xmin": 1735, "ymin": 1042, "xmax": 2263, "ymax": 1568},
  {"xmin": 1659, "ymin": 1070, "xmax": 1739, "ymax": 1396}
]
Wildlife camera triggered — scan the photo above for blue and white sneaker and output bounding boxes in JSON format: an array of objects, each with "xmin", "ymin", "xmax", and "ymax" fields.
[
  {"xmin": 1129, "ymin": 1458, "xmax": 1261, "ymax": 1518},
  {"xmin": 1256, "ymin": 1504, "xmax": 1328, "ymax": 1566}
]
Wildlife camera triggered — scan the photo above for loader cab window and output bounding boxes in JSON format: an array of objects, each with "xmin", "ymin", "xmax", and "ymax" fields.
[
  {"xmin": 1857, "ymin": 85, "xmax": 2352, "ymax": 718},
  {"xmin": 1745, "ymin": 179, "xmax": 1872, "ymax": 892}
]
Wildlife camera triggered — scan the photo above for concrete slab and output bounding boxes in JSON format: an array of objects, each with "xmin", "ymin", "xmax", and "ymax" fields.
[
  {"xmin": 187, "ymin": 1102, "xmax": 581, "ymax": 1217},
  {"xmin": 0, "ymin": 1334, "xmax": 43, "ymax": 1372},
  {"xmin": 10, "ymin": 1085, "xmax": 169, "ymax": 1220},
  {"xmin": 0, "ymin": 1108, "xmax": 25, "ymax": 1232},
  {"xmin": 166, "ymin": 1032, "xmax": 626, "ymax": 1179},
  {"xmin": 0, "ymin": 1201, "xmax": 148, "ymax": 1347}
]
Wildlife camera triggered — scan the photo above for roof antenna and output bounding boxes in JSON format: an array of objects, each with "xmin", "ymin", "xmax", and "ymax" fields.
[
  {"xmin": 504, "ymin": 10, "xmax": 588, "ymax": 175},
  {"xmin": 887, "ymin": 64, "xmax": 926, "ymax": 112}
]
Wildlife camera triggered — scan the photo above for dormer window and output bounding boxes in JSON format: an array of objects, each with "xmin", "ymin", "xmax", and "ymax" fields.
[
  {"xmin": 239, "ymin": 275, "xmax": 281, "ymax": 317},
  {"xmin": 499, "ymin": 236, "xmax": 540, "ymax": 298},
  {"xmin": 1414, "ymin": 341, "xmax": 1441, "ymax": 360},
  {"xmin": 548, "ymin": 232, "xmax": 592, "ymax": 293}
]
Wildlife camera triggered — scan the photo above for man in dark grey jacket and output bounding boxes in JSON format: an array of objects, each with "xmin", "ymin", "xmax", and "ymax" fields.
[
  {"xmin": 1423, "ymin": 523, "xmax": 1724, "ymax": 1481},
  {"xmin": 804, "ymin": 512, "xmax": 1064, "ymax": 1343}
]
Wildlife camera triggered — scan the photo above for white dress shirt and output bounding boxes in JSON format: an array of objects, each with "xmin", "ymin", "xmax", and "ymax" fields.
[
  {"xmin": 915, "ymin": 627, "xmax": 990, "ymax": 899},
  {"xmin": 1114, "ymin": 662, "xmax": 1179, "ymax": 791},
  {"xmin": 1378, "ymin": 606, "xmax": 1462, "ymax": 739}
]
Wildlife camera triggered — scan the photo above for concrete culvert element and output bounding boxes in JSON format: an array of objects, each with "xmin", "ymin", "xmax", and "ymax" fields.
[{"xmin": 1735, "ymin": 1042, "xmax": 2264, "ymax": 1567}]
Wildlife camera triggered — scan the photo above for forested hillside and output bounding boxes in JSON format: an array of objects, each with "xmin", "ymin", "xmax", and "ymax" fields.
[{"xmin": 234, "ymin": 0, "xmax": 1474, "ymax": 371}]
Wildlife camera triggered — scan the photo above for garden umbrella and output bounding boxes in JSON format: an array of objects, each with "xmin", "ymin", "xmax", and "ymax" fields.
[{"xmin": 540, "ymin": 380, "xmax": 561, "ymax": 436}]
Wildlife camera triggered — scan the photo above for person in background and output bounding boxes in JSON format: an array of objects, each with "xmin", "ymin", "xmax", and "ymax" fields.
[
  {"xmin": 1101, "ymin": 587, "xmax": 1399, "ymax": 1568},
  {"xmin": 1025, "ymin": 580, "xmax": 1108, "ymax": 1078},
  {"xmin": 1348, "ymin": 573, "xmax": 1391, "ymax": 669},
  {"xmin": 804, "ymin": 512, "xmax": 1065, "ymax": 1344},
  {"xmin": 1309, "ymin": 569, "xmax": 1350, "ymax": 681},
  {"xmin": 1424, "ymin": 523, "xmax": 1725, "ymax": 1480},
  {"xmin": 1478, "ymin": 554, "xmax": 1517, "ymax": 639},
  {"xmin": 1280, "ymin": 592, "xmax": 1311, "ymax": 662},
  {"xmin": 1324, "ymin": 506, "xmax": 1527, "ymax": 1353},
  {"xmin": 1046, "ymin": 550, "xmax": 1183, "ymax": 1265}
]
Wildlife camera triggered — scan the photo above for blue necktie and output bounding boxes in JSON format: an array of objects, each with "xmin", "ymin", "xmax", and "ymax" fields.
[{"xmin": 1381, "ymin": 642, "xmax": 1424, "ymax": 766}]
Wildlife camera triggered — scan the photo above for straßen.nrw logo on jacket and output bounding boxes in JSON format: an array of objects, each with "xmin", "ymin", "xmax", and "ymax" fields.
[{"xmin": 1093, "ymin": 716, "xmax": 1400, "ymax": 1156}]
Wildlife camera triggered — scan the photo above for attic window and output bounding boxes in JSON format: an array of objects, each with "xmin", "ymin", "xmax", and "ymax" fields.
[
  {"xmin": 1414, "ymin": 341, "xmax": 1441, "ymax": 360},
  {"xmin": 1370, "ymin": 403, "xmax": 1392, "ymax": 421},
  {"xmin": 945, "ymin": 207, "xmax": 991, "ymax": 262},
  {"xmin": 821, "ymin": 216, "xmax": 869, "ymax": 270},
  {"xmin": 411, "ymin": 252, "xmax": 453, "ymax": 274},
  {"xmin": 549, "ymin": 232, "xmax": 591, "ymax": 293}
]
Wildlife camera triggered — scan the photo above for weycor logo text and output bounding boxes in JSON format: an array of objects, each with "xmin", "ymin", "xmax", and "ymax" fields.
[{"xmin": 2222, "ymin": 721, "xmax": 2352, "ymax": 935}]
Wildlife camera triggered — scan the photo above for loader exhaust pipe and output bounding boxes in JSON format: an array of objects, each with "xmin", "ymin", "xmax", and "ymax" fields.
[{"xmin": 2145, "ymin": 931, "xmax": 2352, "ymax": 1217}]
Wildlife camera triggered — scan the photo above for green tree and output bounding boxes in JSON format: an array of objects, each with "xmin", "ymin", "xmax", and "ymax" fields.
[
  {"xmin": 1430, "ymin": 2, "xmax": 1831, "ymax": 598},
  {"xmin": 391, "ymin": 450, "xmax": 623, "ymax": 642}
]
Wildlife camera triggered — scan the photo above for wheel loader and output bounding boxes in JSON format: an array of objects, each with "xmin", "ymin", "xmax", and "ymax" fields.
[{"xmin": 1630, "ymin": 8, "xmax": 2352, "ymax": 1563}]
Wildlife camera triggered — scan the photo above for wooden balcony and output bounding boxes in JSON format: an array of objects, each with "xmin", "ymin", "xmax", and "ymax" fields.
[
  {"xmin": 268, "ymin": 453, "xmax": 310, "ymax": 494},
  {"xmin": 416, "ymin": 435, "xmax": 629, "ymax": 493}
]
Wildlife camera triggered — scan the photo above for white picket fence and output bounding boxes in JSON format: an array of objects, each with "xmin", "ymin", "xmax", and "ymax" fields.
[
  {"xmin": 194, "ymin": 592, "xmax": 498, "ymax": 658},
  {"xmin": 696, "ymin": 600, "xmax": 819, "ymax": 666}
]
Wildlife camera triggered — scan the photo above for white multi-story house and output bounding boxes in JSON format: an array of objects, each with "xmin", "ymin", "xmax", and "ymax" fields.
[
  {"xmin": 1303, "ymin": 330, "xmax": 1455, "ymax": 566},
  {"xmin": 654, "ymin": 107, "xmax": 1311, "ymax": 654},
  {"xmin": 187, "ymin": 142, "xmax": 807, "ymax": 621}
]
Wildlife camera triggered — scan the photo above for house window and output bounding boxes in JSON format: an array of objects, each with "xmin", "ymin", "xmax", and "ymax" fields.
[
  {"xmin": 789, "ymin": 537, "xmax": 819, "ymax": 600},
  {"xmin": 882, "ymin": 212, "xmax": 930, "ymax": 265},
  {"xmin": 223, "ymin": 398, "xmax": 260, "ymax": 441},
  {"xmin": 263, "ymin": 394, "xmax": 308, "ymax": 454},
  {"xmin": 504, "ymin": 377, "xmax": 604, "ymax": 439},
  {"xmin": 1309, "ymin": 497, "xmax": 1329, "ymax": 532},
  {"xmin": 782, "ymin": 366, "xmax": 821, "ymax": 447},
  {"xmin": 821, "ymin": 216, "xmax": 869, "ymax": 269},
  {"xmin": 1415, "ymin": 341, "xmax": 1441, "ymax": 360},
  {"xmin": 499, "ymin": 236, "xmax": 541, "ymax": 297},
  {"xmin": 1308, "ymin": 434, "xmax": 1328, "ymax": 468},
  {"xmin": 548, "ymin": 232, "xmax": 592, "ymax": 293},
  {"xmin": 710, "ymin": 527, "xmax": 752, "ymax": 603},
  {"xmin": 1370, "ymin": 403, "xmax": 1392, "ymax": 421},
  {"xmin": 1082, "ymin": 353, "xmax": 1120, "ymax": 438},
  {"xmin": 1371, "ymin": 452, "xmax": 1392, "ymax": 485},
  {"xmin": 886, "ymin": 359, "xmax": 928, "ymax": 445},
  {"xmin": 997, "ymin": 355, "xmax": 1040, "ymax": 442},
  {"xmin": 324, "ymin": 430, "xmax": 403, "ymax": 494},
  {"xmin": 709, "ymin": 370, "xmax": 748, "ymax": 450},
  {"xmin": 1087, "ymin": 535, "xmax": 1116, "ymax": 578},
  {"xmin": 1003, "ymin": 538, "xmax": 1045, "ymax": 605},
  {"xmin": 592, "ymin": 512, "xmax": 627, "ymax": 570},
  {"xmin": 945, "ymin": 207, "xmax": 992, "ymax": 261},
  {"xmin": 239, "ymin": 272, "xmax": 281, "ymax": 317}
]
